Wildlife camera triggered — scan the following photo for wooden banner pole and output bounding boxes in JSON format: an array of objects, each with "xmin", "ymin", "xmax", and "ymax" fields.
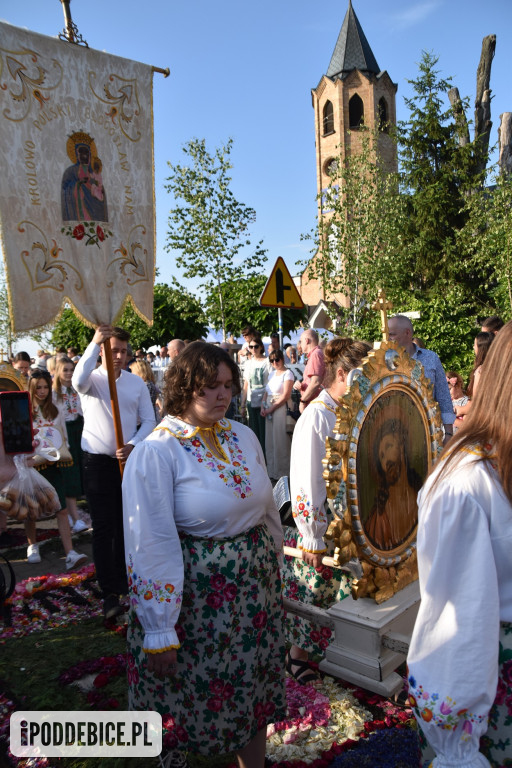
[
  {"xmin": 103, "ymin": 338, "xmax": 125, "ymax": 477},
  {"xmin": 283, "ymin": 545, "xmax": 349, "ymax": 572}
]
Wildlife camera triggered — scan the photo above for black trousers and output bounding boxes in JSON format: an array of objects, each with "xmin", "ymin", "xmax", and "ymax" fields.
[{"xmin": 82, "ymin": 452, "xmax": 128, "ymax": 598}]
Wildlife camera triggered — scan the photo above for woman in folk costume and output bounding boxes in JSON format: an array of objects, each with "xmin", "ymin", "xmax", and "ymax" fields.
[
  {"xmin": 52, "ymin": 357, "xmax": 88, "ymax": 534},
  {"xmin": 25, "ymin": 370, "xmax": 87, "ymax": 570},
  {"xmin": 407, "ymin": 320, "xmax": 512, "ymax": 768},
  {"xmin": 122, "ymin": 342, "xmax": 285, "ymax": 768},
  {"xmin": 283, "ymin": 337, "xmax": 371, "ymax": 683}
]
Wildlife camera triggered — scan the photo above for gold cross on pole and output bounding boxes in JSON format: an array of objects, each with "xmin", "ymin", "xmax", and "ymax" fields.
[{"xmin": 372, "ymin": 289, "xmax": 393, "ymax": 342}]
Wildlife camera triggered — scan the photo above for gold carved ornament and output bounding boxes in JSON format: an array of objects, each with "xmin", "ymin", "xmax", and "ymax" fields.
[{"xmin": 322, "ymin": 342, "xmax": 443, "ymax": 604}]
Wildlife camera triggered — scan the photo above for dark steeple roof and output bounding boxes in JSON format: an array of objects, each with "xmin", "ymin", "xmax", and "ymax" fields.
[{"xmin": 326, "ymin": 0, "xmax": 380, "ymax": 80}]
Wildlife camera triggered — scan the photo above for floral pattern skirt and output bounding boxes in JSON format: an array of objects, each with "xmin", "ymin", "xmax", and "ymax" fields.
[
  {"xmin": 127, "ymin": 524, "xmax": 286, "ymax": 755},
  {"xmin": 481, "ymin": 621, "xmax": 512, "ymax": 767},
  {"xmin": 282, "ymin": 525, "xmax": 352, "ymax": 657}
]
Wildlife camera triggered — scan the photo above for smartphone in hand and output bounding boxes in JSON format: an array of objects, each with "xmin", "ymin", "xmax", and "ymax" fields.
[{"xmin": 0, "ymin": 391, "xmax": 34, "ymax": 454}]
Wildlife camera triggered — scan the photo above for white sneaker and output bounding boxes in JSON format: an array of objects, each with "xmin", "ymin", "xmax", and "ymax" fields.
[
  {"xmin": 72, "ymin": 519, "xmax": 89, "ymax": 534},
  {"xmin": 65, "ymin": 549, "xmax": 88, "ymax": 571},
  {"xmin": 27, "ymin": 544, "xmax": 41, "ymax": 563}
]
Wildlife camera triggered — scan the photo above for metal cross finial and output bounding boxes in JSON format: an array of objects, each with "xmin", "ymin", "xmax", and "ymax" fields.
[
  {"xmin": 59, "ymin": 0, "xmax": 88, "ymax": 47},
  {"xmin": 372, "ymin": 289, "xmax": 393, "ymax": 342}
]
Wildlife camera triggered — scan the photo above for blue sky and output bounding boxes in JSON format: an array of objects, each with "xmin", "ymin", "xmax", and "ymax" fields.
[{"xmin": 2, "ymin": 0, "xmax": 511, "ymax": 350}]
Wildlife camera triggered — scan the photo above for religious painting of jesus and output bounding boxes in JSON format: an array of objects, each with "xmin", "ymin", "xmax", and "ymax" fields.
[{"xmin": 357, "ymin": 389, "xmax": 428, "ymax": 553}]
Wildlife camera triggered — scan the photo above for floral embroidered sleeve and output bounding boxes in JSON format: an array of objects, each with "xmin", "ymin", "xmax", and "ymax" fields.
[
  {"xmin": 122, "ymin": 440, "xmax": 184, "ymax": 653},
  {"xmin": 407, "ymin": 481, "xmax": 501, "ymax": 768},
  {"xmin": 290, "ymin": 405, "xmax": 333, "ymax": 554}
]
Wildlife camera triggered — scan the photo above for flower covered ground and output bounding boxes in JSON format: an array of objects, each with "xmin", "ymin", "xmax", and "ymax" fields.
[{"xmin": 0, "ymin": 567, "xmax": 420, "ymax": 768}]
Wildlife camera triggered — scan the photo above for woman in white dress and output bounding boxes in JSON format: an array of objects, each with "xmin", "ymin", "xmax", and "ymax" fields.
[
  {"xmin": 240, "ymin": 337, "xmax": 269, "ymax": 455},
  {"xmin": 123, "ymin": 342, "xmax": 285, "ymax": 768},
  {"xmin": 283, "ymin": 337, "xmax": 371, "ymax": 683},
  {"xmin": 261, "ymin": 349, "xmax": 294, "ymax": 481},
  {"xmin": 407, "ymin": 321, "xmax": 512, "ymax": 768}
]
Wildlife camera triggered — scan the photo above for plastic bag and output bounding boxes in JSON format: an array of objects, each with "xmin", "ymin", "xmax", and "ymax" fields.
[{"xmin": 0, "ymin": 455, "xmax": 60, "ymax": 521}]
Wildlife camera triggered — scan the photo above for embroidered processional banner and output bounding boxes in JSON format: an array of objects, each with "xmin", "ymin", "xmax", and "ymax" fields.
[{"xmin": 0, "ymin": 22, "xmax": 155, "ymax": 332}]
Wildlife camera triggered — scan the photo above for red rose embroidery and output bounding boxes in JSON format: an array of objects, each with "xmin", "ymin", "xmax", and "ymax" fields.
[
  {"xmin": 211, "ymin": 574, "xmax": 226, "ymax": 591},
  {"xmin": 206, "ymin": 592, "xmax": 224, "ymax": 609},
  {"xmin": 223, "ymin": 583, "xmax": 237, "ymax": 602},
  {"xmin": 96, "ymin": 225, "xmax": 105, "ymax": 241},
  {"xmin": 252, "ymin": 610, "xmax": 267, "ymax": 629},
  {"xmin": 207, "ymin": 697, "xmax": 223, "ymax": 712},
  {"xmin": 73, "ymin": 224, "xmax": 85, "ymax": 240}
]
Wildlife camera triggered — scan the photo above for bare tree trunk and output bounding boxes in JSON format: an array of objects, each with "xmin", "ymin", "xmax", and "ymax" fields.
[
  {"xmin": 474, "ymin": 34, "xmax": 496, "ymax": 176},
  {"xmin": 498, "ymin": 113, "xmax": 512, "ymax": 176},
  {"xmin": 448, "ymin": 87, "xmax": 470, "ymax": 146}
]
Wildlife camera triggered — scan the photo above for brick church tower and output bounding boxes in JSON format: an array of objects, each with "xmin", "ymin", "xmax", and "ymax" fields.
[{"xmin": 299, "ymin": 0, "xmax": 397, "ymax": 316}]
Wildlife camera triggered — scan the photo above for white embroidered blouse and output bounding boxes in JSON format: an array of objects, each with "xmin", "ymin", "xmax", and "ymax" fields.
[
  {"xmin": 407, "ymin": 446, "xmax": 512, "ymax": 768},
  {"xmin": 53, "ymin": 386, "xmax": 82, "ymax": 421},
  {"xmin": 122, "ymin": 415, "xmax": 283, "ymax": 653},
  {"xmin": 289, "ymin": 389, "xmax": 339, "ymax": 554},
  {"xmin": 33, "ymin": 403, "xmax": 70, "ymax": 448}
]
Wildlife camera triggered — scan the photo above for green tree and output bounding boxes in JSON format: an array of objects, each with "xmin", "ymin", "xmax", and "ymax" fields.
[
  {"xmin": 394, "ymin": 284, "xmax": 478, "ymax": 379},
  {"xmin": 165, "ymin": 138, "xmax": 267, "ymax": 340},
  {"xmin": 204, "ymin": 274, "xmax": 307, "ymax": 338},
  {"xmin": 305, "ymin": 127, "xmax": 406, "ymax": 330},
  {"xmin": 458, "ymin": 172, "xmax": 512, "ymax": 320},
  {"xmin": 50, "ymin": 308, "xmax": 95, "ymax": 351},
  {"xmin": 121, "ymin": 281, "xmax": 207, "ymax": 348},
  {"xmin": 50, "ymin": 282, "xmax": 207, "ymax": 352},
  {"xmin": 0, "ymin": 262, "xmax": 34, "ymax": 356},
  {"xmin": 398, "ymin": 51, "xmax": 484, "ymax": 294},
  {"xmin": 0, "ymin": 276, "xmax": 14, "ymax": 356}
]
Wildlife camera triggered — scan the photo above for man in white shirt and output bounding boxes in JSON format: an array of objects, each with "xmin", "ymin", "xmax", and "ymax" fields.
[
  {"xmin": 72, "ymin": 324, "xmax": 156, "ymax": 619},
  {"xmin": 156, "ymin": 345, "xmax": 170, "ymax": 368}
]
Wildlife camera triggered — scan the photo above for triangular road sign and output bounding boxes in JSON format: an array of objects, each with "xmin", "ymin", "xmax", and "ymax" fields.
[{"xmin": 259, "ymin": 258, "xmax": 304, "ymax": 309}]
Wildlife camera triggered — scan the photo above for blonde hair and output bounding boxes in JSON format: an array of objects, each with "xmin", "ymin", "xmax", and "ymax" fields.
[
  {"xmin": 52, "ymin": 356, "xmax": 74, "ymax": 400},
  {"xmin": 431, "ymin": 320, "xmax": 512, "ymax": 504},
  {"xmin": 130, "ymin": 359, "xmax": 155, "ymax": 383},
  {"xmin": 46, "ymin": 355, "xmax": 56, "ymax": 376},
  {"xmin": 323, "ymin": 337, "xmax": 372, "ymax": 387}
]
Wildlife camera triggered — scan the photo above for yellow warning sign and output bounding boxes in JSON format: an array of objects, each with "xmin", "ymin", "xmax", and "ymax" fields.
[{"xmin": 259, "ymin": 258, "xmax": 304, "ymax": 309}]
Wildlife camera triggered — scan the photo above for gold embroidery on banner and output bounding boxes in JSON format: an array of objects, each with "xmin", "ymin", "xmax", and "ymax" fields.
[
  {"xmin": 88, "ymin": 72, "xmax": 142, "ymax": 142},
  {"xmin": 0, "ymin": 47, "xmax": 63, "ymax": 122},
  {"xmin": 107, "ymin": 224, "xmax": 150, "ymax": 285},
  {"xmin": 18, "ymin": 220, "xmax": 83, "ymax": 292}
]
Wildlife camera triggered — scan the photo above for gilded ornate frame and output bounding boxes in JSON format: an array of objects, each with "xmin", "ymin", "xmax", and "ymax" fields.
[
  {"xmin": 0, "ymin": 361, "xmax": 26, "ymax": 392},
  {"xmin": 323, "ymin": 341, "xmax": 443, "ymax": 603}
]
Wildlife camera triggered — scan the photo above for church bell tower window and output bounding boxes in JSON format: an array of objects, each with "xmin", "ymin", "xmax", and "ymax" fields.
[
  {"xmin": 349, "ymin": 94, "xmax": 364, "ymax": 129},
  {"xmin": 378, "ymin": 97, "xmax": 389, "ymax": 132},
  {"xmin": 323, "ymin": 100, "xmax": 335, "ymax": 135}
]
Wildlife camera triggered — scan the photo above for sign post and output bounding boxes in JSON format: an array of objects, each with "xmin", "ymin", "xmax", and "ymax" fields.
[{"xmin": 259, "ymin": 258, "xmax": 304, "ymax": 347}]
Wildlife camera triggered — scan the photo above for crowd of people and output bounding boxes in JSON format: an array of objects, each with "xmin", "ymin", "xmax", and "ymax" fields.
[{"xmin": 0, "ymin": 313, "xmax": 510, "ymax": 768}]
